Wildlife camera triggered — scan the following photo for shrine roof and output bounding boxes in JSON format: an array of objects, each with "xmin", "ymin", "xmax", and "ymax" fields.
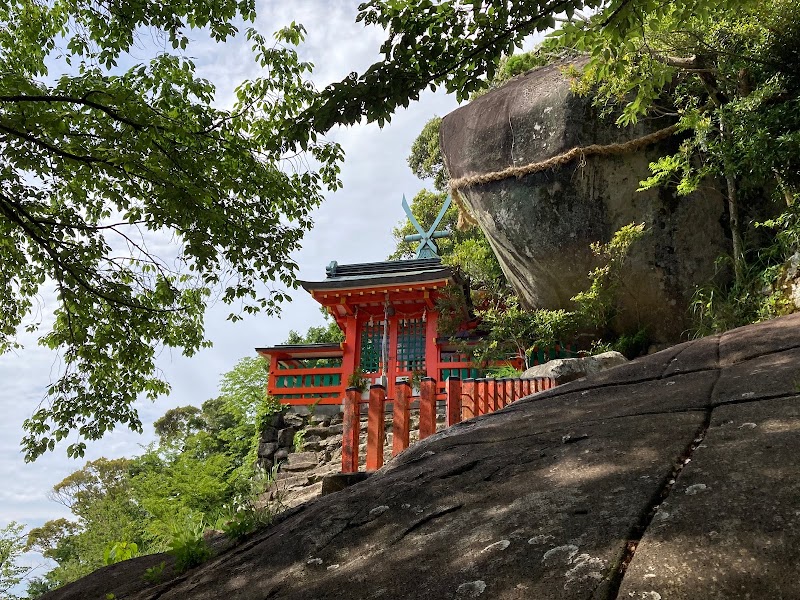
[
  {"xmin": 256, "ymin": 343, "xmax": 343, "ymax": 358},
  {"xmin": 299, "ymin": 258, "xmax": 453, "ymax": 292}
]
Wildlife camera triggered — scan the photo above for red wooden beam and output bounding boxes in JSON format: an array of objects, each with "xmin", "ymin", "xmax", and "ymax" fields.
[
  {"xmin": 445, "ymin": 376, "xmax": 462, "ymax": 427},
  {"xmin": 393, "ymin": 382, "xmax": 412, "ymax": 456},
  {"xmin": 425, "ymin": 310, "xmax": 439, "ymax": 381},
  {"xmin": 366, "ymin": 385, "xmax": 386, "ymax": 471},
  {"xmin": 387, "ymin": 314, "xmax": 399, "ymax": 399},
  {"xmin": 419, "ymin": 377, "xmax": 437, "ymax": 439},
  {"xmin": 341, "ymin": 313, "xmax": 359, "ymax": 389},
  {"xmin": 342, "ymin": 387, "xmax": 360, "ymax": 473}
]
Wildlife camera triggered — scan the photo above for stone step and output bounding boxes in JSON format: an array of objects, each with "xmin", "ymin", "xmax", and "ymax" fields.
[
  {"xmin": 271, "ymin": 473, "xmax": 309, "ymax": 489},
  {"xmin": 282, "ymin": 451, "xmax": 319, "ymax": 472},
  {"xmin": 304, "ymin": 424, "xmax": 343, "ymax": 438},
  {"xmin": 284, "ymin": 481, "xmax": 323, "ymax": 508}
]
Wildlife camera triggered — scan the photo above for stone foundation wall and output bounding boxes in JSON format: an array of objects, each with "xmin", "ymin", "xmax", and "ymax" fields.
[{"xmin": 257, "ymin": 408, "xmax": 445, "ymax": 507}]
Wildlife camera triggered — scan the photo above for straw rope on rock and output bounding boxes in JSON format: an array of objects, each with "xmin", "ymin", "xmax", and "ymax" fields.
[{"xmin": 448, "ymin": 123, "xmax": 680, "ymax": 229}]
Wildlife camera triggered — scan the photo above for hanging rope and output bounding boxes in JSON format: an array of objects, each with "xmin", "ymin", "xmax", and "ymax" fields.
[
  {"xmin": 381, "ymin": 296, "xmax": 390, "ymax": 378},
  {"xmin": 448, "ymin": 123, "xmax": 680, "ymax": 229}
]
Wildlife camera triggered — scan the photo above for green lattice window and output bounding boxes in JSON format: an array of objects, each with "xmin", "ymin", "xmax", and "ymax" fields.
[
  {"xmin": 360, "ymin": 320, "xmax": 383, "ymax": 373},
  {"xmin": 397, "ymin": 318, "xmax": 426, "ymax": 373}
]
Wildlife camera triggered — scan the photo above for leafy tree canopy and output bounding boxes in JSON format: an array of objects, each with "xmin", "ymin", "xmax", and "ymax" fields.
[
  {"xmin": 289, "ymin": 0, "xmax": 741, "ymax": 139},
  {"xmin": 2, "ymin": 2, "xmax": 342, "ymax": 460},
  {"xmin": 284, "ymin": 317, "xmax": 344, "ymax": 346}
]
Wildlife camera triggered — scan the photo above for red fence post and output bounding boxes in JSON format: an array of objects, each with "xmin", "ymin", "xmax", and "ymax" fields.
[
  {"xmin": 486, "ymin": 378, "xmax": 496, "ymax": 413},
  {"xmin": 419, "ymin": 377, "xmax": 437, "ymax": 440},
  {"xmin": 505, "ymin": 378, "xmax": 513, "ymax": 406},
  {"xmin": 523, "ymin": 378, "xmax": 531, "ymax": 396},
  {"xmin": 497, "ymin": 379, "xmax": 506, "ymax": 408},
  {"xmin": 445, "ymin": 376, "xmax": 462, "ymax": 427},
  {"xmin": 393, "ymin": 381, "xmax": 411, "ymax": 456},
  {"xmin": 475, "ymin": 379, "xmax": 486, "ymax": 415},
  {"xmin": 366, "ymin": 384, "xmax": 386, "ymax": 471},
  {"xmin": 462, "ymin": 379, "xmax": 476, "ymax": 420},
  {"xmin": 514, "ymin": 378, "xmax": 523, "ymax": 401},
  {"xmin": 342, "ymin": 387, "xmax": 360, "ymax": 473}
]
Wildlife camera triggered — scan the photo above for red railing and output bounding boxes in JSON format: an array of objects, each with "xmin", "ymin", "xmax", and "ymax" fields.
[
  {"xmin": 269, "ymin": 366, "xmax": 344, "ymax": 404},
  {"xmin": 342, "ymin": 375, "xmax": 556, "ymax": 473}
]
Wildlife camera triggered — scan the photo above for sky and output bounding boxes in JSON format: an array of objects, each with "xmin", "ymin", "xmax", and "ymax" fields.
[{"xmin": 0, "ymin": 0, "xmax": 462, "ymax": 579}]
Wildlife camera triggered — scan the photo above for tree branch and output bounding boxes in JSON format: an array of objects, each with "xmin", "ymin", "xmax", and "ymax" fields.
[{"xmin": 0, "ymin": 94, "xmax": 146, "ymax": 130}]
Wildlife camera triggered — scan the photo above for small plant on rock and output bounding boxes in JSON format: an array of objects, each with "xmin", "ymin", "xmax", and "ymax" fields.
[
  {"xmin": 142, "ymin": 561, "xmax": 166, "ymax": 585},
  {"xmin": 293, "ymin": 429, "xmax": 306, "ymax": 453},
  {"xmin": 347, "ymin": 368, "xmax": 369, "ymax": 392},
  {"xmin": 103, "ymin": 541, "xmax": 139, "ymax": 565},
  {"xmin": 217, "ymin": 463, "xmax": 284, "ymax": 543},
  {"xmin": 166, "ymin": 516, "xmax": 212, "ymax": 573}
]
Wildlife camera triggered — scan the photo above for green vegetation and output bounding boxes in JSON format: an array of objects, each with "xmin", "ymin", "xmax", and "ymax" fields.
[
  {"xmin": 103, "ymin": 541, "xmax": 138, "ymax": 566},
  {"xmin": 0, "ymin": 522, "xmax": 28, "ymax": 600},
  {"xmin": 346, "ymin": 368, "xmax": 370, "ymax": 393},
  {"xmin": 165, "ymin": 518, "xmax": 212, "ymax": 574},
  {"xmin": 2, "ymin": 2, "xmax": 342, "ymax": 461},
  {"xmin": 24, "ymin": 357, "xmax": 283, "ymax": 594},
  {"xmin": 141, "ymin": 562, "xmax": 166, "ymax": 585},
  {"xmin": 549, "ymin": 0, "xmax": 800, "ymax": 323}
]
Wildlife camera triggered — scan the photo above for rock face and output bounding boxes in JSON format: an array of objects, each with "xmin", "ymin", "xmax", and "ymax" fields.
[
  {"xmin": 440, "ymin": 61, "xmax": 731, "ymax": 343},
  {"xmin": 44, "ymin": 314, "xmax": 800, "ymax": 600},
  {"xmin": 522, "ymin": 350, "xmax": 627, "ymax": 384}
]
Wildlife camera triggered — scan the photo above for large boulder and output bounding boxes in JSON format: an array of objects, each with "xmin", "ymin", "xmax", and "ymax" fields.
[
  {"xmin": 440, "ymin": 61, "xmax": 731, "ymax": 343},
  {"xmin": 44, "ymin": 313, "xmax": 800, "ymax": 600},
  {"xmin": 522, "ymin": 350, "xmax": 627, "ymax": 384}
]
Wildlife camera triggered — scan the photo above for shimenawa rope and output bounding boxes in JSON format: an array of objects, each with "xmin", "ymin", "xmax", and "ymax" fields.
[{"xmin": 448, "ymin": 123, "xmax": 680, "ymax": 229}]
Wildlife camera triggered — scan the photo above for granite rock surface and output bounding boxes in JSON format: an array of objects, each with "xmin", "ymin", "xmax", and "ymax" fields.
[{"xmin": 44, "ymin": 314, "xmax": 800, "ymax": 600}]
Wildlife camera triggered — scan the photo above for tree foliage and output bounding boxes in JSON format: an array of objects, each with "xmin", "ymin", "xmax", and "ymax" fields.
[
  {"xmin": 26, "ymin": 356, "xmax": 278, "ymax": 592},
  {"xmin": 288, "ymin": 0, "xmax": 740, "ymax": 139},
  {"xmin": 0, "ymin": 522, "xmax": 28, "ymax": 600},
  {"xmin": 407, "ymin": 117, "xmax": 448, "ymax": 191},
  {"xmin": 284, "ymin": 318, "xmax": 344, "ymax": 346},
  {"xmin": 26, "ymin": 458, "xmax": 148, "ymax": 588},
  {"xmin": 549, "ymin": 0, "xmax": 800, "ymax": 285},
  {"xmin": 1, "ymin": 3, "xmax": 342, "ymax": 460}
]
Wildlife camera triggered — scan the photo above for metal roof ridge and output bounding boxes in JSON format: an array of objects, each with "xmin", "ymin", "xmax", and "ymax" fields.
[{"xmin": 322, "ymin": 257, "xmax": 444, "ymax": 279}]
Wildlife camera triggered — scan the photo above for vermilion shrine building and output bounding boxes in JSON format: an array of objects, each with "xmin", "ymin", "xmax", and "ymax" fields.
[
  {"xmin": 256, "ymin": 196, "xmax": 573, "ymax": 412},
  {"xmin": 257, "ymin": 257, "xmax": 486, "ymax": 405}
]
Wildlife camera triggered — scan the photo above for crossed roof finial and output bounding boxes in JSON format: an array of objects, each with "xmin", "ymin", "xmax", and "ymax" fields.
[{"xmin": 402, "ymin": 194, "xmax": 452, "ymax": 259}]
